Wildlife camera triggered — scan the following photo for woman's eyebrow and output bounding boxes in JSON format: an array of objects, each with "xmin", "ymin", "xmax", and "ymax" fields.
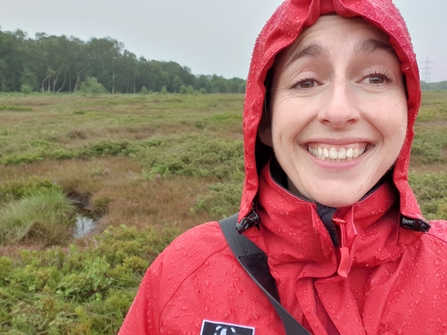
[
  {"xmin": 286, "ymin": 43, "xmax": 328, "ymax": 68},
  {"xmin": 355, "ymin": 38, "xmax": 395, "ymax": 55}
]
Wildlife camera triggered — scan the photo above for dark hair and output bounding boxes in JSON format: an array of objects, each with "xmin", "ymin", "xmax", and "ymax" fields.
[{"xmin": 255, "ymin": 68, "xmax": 275, "ymax": 174}]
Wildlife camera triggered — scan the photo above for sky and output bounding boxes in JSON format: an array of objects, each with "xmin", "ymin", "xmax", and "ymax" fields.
[{"xmin": 0, "ymin": 0, "xmax": 446, "ymax": 82}]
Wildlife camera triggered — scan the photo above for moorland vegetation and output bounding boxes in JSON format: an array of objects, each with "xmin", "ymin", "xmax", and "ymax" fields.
[{"xmin": 0, "ymin": 91, "xmax": 446, "ymax": 334}]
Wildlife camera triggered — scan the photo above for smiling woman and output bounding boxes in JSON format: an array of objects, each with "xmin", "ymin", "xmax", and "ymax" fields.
[
  {"xmin": 258, "ymin": 15, "xmax": 408, "ymax": 208},
  {"xmin": 119, "ymin": 1, "xmax": 447, "ymax": 334}
]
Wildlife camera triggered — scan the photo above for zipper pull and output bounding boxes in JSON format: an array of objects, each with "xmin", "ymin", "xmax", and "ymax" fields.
[
  {"xmin": 236, "ymin": 210, "xmax": 260, "ymax": 233},
  {"xmin": 401, "ymin": 216, "xmax": 431, "ymax": 232}
]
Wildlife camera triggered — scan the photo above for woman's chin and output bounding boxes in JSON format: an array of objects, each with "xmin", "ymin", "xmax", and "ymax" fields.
[
  {"xmin": 316, "ymin": 198, "xmax": 359, "ymax": 208},
  {"xmin": 308, "ymin": 190, "xmax": 364, "ymax": 209}
]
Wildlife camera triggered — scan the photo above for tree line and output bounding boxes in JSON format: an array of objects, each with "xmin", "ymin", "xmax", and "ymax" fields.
[
  {"xmin": 421, "ymin": 81, "xmax": 447, "ymax": 90},
  {"xmin": 0, "ymin": 29, "xmax": 246, "ymax": 94}
]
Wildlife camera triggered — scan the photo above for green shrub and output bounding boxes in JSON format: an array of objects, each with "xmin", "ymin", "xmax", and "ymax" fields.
[
  {"xmin": 0, "ymin": 223, "xmax": 178, "ymax": 334},
  {"xmin": 56, "ymin": 256, "xmax": 113, "ymax": 301},
  {"xmin": 20, "ymin": 84, "xmax": 34, "ymax": 94},
  {"xmin": 210, "ymin": 113, "xmax": 242, "ymax": 123},
  {"xmin": 437, "ymin": 199, "xmax": 447, "ymax": 218},
  {"xmin": 409, "ymin": 172, "xmax": 447, "ymax": 219},
  {"xmin": 79, "ymin": 77, "xmax": 107, "ymax": 96},
  {"xmin": 191, "ymin": 176, "xmax": 243, "ymax": 219},
  {"xmin": 141, "ymin": 135, "xmax": 244, "ymax": 179},
  {"xmin": 0, "ymin": 139, "xmax": 142, "ymax": 166},
  {"xmin": 180, "ymin": 85, "xmax": 195, "ymax": 95},
  {"xmin": 411, "ymin": 129, "xmax": 446, "ymax": 164},
  {"xmin": 81, "ymin": 140, "xmax": 136, "ymax": 158},
  {"xmin": 0, "ymin": 105, "xmax": 33, "ymax": 112},
  {"xmin": 0, "ymin": 178, "xmax": 63, "ymax": 205}
]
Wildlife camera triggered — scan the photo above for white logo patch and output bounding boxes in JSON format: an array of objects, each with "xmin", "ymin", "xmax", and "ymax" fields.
[{"xmin": 200, "ymin": 320, "xmax": 255, "ymax": 335}]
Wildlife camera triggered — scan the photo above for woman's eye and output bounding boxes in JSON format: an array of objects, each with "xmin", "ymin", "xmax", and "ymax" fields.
[
  {"xmin": 294, "ymin": 79, "xmax": 317, "ymax": 89},
  {"xmin": 363, "ymin": 73, "xmax": 390, "ymax": 85},
  {"xmin": 369, "ymin": 76, "xmax": 385, "ymax": 84}
]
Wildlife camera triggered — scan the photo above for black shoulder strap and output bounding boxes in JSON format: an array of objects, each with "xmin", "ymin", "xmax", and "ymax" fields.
[{"xmin": 219, "ymin": 214, "xmax": 311, "ymax": 335}]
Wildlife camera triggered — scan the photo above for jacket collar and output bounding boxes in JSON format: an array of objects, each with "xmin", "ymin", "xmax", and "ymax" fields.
[{"xmin": 244, "ymin": 159, "xmax": 422, "ymax": 279}]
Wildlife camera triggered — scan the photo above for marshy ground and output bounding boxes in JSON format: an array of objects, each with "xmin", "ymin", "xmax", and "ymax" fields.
[{"xmin": 0, "ymin": 91, "xmax": 445, "ymax": 334}]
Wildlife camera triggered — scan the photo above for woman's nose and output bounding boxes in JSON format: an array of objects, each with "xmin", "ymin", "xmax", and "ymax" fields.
[{"xmin": 317, "ymin": 80, "xmax": 360, "ymax": 129}]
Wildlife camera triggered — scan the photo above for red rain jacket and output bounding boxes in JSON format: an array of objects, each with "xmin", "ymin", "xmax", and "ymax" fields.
[{"xmin": 120, "ymin": 0, "xmax": 447, "ymax": 334}]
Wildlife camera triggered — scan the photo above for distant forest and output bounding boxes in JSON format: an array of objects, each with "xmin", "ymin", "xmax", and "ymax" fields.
[
  {"xmin": 421, "ymin": 81, "xmax": 447, "ymax": 90},
  {"xmin": 0, "ymin": 29, "xmax": 246, "ymax": 94}
]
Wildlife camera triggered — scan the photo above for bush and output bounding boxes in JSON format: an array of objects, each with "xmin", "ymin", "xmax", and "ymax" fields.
[
  {"xmin": 140, "ymin": 86, "xmax": 149, "ymax": 94},
  {"xmin": 180, "ymin": 85, "xmax": 195, "ymax": 95},
  {"xmin": 0, "ymin": 177, "xmax": 63, "ymax": 205},
  {"xmin": 191, "ymin": 177, "xmax": 243, "ymax": 219},
  {"xmin": 79, "ymin": 77, "xmax": 107, "ymax": 96},
  {"xmin": 437, "ymin": 199, "xmax": 447, "ymax": 218},
  {"xmin": 0, "ymin": 189, "xmax": 76, "ymax": 245},
  {"xmin": 141, "ymin": 135, "xmax": 244, "ymax": 180},
  {"xmin": 0, "ymin": 223, "xmax": 179, "ymax": 334},
  {"xmin": 179, "ymin": 85, "xmax": 188, "ymax": 94},
  {"xmin": 0, "ymin": 105, "xmax": 33, "ymax": 112},
  {"xmin": 409, "ymin": 172, "xmax": 447, "ymax": 220},
  {"xmin": 20, "ymin": 84, "xmax": 33, "ymax": 94}
]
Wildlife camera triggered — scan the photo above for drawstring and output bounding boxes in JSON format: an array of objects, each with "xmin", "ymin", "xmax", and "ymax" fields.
[{"xmin": 236, "ymin": 210, "xmax": 260, "ymax": 233}]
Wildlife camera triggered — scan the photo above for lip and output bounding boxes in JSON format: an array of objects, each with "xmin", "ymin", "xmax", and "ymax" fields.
[{"xmin": 305, "ymin": 137, "xmax": 371, "ymax": 146}]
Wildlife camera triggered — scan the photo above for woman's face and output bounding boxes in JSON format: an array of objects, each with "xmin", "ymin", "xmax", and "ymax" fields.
[{"xmin": 259, "ymin": 15, "xmax": 408, "ymax": 208}]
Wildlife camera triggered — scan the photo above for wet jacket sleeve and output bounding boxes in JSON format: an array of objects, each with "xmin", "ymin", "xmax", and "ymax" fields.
[{"xmin": 118, "ymin": 254, "xmax": 164, "ymax": 334}]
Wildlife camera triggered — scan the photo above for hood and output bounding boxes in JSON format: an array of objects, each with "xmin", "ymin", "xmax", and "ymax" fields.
[{"xmin": 239, "ymin": 0, "xmax": 422, "ymax": 221}]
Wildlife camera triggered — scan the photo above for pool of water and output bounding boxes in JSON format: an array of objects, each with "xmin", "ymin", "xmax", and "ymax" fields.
[
  {"xmin": 74, "ymin": 215, "xmax": 97, "ymax": 238},
  {"xmin": 68, "ymin": 192, "xmax": 101, "ymax": 238}
]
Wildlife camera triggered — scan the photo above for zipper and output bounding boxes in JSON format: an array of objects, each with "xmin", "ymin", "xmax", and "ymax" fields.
[{"xmin": 333, "ymin": 214, "xmax": 357, "ymax": 278}]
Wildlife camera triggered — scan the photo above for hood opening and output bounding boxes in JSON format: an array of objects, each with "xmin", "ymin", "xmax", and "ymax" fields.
[{"xmin": 240, "ymin": 0, "xmax": 423, "ymax": 222}]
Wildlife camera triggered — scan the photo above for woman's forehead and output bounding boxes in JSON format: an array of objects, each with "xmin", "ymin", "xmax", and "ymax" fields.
[{"xmin": 279, "ymin": 15, "xmax": 392, "ymax": 64}]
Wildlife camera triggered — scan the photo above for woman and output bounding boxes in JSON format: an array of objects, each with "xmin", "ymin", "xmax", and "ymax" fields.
[{"xmin": 120, "ymin": 0, "xmax": 447, "ymax": 334}]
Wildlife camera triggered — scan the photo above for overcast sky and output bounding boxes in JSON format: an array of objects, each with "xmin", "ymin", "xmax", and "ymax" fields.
[{"xmin": 0, "ymin": 0, "xmax": 446, "ymax": 82}]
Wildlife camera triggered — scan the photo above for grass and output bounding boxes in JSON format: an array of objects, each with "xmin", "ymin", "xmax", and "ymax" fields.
[
  {"xmin": 0, "ymin": 189, "xmax": 76, "ymax": 245},
  {"xmin": 0, "ymin": 91, "xmax": 445, "ymax": 333}
]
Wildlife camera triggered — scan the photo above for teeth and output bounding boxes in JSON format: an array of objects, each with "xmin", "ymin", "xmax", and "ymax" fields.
[
  {"xmin": 337, "ymin": 148, "xmax": 346, "ymax": 159},
  {"xmin": 346, "ymin": 148, "xmax": 353, "ymax": 158},
  {"xmin": 308, "ymin": 145, "xmax": 367, "ymax": 161},
  {"xmin": 329, "ymin": 147, "xmax": 337, "ymax": 159}
]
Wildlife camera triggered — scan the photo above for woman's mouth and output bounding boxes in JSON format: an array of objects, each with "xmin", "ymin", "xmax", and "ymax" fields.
[{"xmin": 307, "ymin": 144, "xmax": 372, "ymax": 162}]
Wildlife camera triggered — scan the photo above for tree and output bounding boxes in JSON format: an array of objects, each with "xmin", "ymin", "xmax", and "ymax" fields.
[
  {"xmin": 20, "ymin": 68, "xmax": 38, "ymax": 91},
  {"xmin": 85, "ymin": 37, "xmax": 123, "ymax": 93},
  {"xmin": 0, "ymin": 27, "xmax": 246, "ymax": 94}
]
